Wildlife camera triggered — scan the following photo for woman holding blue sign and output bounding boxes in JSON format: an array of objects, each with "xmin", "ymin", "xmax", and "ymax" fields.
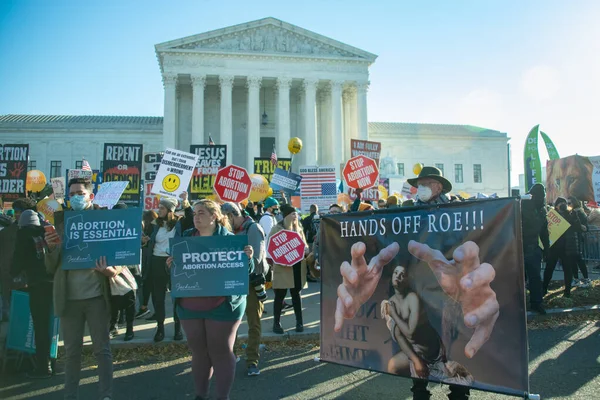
[
  {"xmin": 146, "ymin": 193, "xmax": 193, "ymax": 342},
  {"xmin": 167, "ymin": 199, "xmax": 254, "ymax": 400}
]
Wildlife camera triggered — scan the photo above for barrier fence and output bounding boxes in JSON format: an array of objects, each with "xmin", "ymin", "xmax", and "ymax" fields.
[{"xmin": 583, "ymin": 227, "xmax": 600, "ymax": 262}]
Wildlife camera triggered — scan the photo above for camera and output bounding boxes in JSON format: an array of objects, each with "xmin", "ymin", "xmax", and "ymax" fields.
[{"xmin": 249, "ymin": 272, "xmax": 267, "ymax": 301}]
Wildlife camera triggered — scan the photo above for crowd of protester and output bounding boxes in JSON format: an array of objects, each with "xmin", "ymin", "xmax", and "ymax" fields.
[{"xmin": 1, "ymin": 167, "xmax": 599, "ymax": 400}]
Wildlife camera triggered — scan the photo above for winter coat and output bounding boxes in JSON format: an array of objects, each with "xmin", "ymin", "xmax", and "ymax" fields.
[
  {"xmin": 11, "ymin": 225, "xmax": 53, "ymax": 287},
  {"xmin": 269, "ymin": 222, "xmax": 308, "ymax": 290}
]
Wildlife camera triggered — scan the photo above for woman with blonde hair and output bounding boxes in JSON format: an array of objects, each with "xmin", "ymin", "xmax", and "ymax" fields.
[
  {"xmin": 168, "ymin": 199, "xmax": 253, "ymax": 400},
  {"xmin": 270, "ymin": 204, "xmax": 309, "ymax": 334}
]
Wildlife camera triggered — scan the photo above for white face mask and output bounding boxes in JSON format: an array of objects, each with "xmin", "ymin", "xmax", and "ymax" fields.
[{"xmin": 417, "ymin": 185, "xmax": 433, "ymax": 202}]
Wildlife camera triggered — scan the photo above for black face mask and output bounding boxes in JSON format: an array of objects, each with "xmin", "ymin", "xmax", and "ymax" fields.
[{"xmin": 558, "ymin": 203, "xmax": 568, "ymax": 212}]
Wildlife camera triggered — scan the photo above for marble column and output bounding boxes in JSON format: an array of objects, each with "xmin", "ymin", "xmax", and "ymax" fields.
[
  {"xmin": 276, "ymin": 77, "xmax": 292, "ymax": 160},
  {"xmin": 246, "ymin": 76, "xmax": 262, "ymax": 171},
  {"xmin": 191, "ymin": 74, "xmax": 206, "ymax": 145},
  {"xmin": 162, "ymin": 73, "xmax": 178, "ymax": 150},
  {"xmin": 330, "ymin": 80, "xmax": 344, "ymax": 175},
  {"xmin": 295, "ymin": 87, "xmax": 305, "ymax": 169},
  {"xmin": 303, "ymin": 78, "xmax": 319, "ymax": 166},
  {"xmin": 317, "ymin": 88, "xmax": 330, "ymax": 164},
  {"xmin": 219, "ymin": 75, "xmax": 234, "ymax": 165},
  {"xmin": 357, "ymin": 81, "xmax": 370, "ymax": 140}
]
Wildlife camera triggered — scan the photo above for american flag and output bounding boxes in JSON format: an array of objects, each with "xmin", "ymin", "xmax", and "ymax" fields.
[
  {"xmin": 208, "ymin": 135, "xmax": 215, "ymax": 145},
  {"xmin": 81, "ymin": 159, "xmax": 92, "ymax": 171},
  {"xmin": 270, "ymin": 144, "xmax": 278, "ymax": 167},
  {"xmin": 300, "ymin": 167, "xmax": 337, "ymax": 197}
]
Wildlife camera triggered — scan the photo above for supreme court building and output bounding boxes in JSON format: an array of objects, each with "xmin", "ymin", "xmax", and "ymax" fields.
[{"xmin": 0, "ymin": 17, "xmax": 510, "ymax": 196}]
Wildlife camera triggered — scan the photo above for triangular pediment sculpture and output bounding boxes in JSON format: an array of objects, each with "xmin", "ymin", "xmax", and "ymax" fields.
[{"xmin": 156, "ymin": 17, "xmax": 377, "ymax": 62}]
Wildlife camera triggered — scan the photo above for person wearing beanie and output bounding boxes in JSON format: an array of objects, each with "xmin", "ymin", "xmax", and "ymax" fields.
[
  {"xmin": 269, "ymin": 204, "xmax": 309, "ymax": 335},
  {"xmin": 12, "ymin": 209, "xmax": 54, "ymax": 378},
  {"xmin": 543, "ymin": 196, "xmax": 583, "ymax": 298},
  {"xmin": 146, "ymin": 192, "xmax": 193, "ymax": 342},
  {"xmin": 386, "ymin": 195, "xmax": 401, "ymax": 209},
  {"xmin": 259, "ymin": 197, "xmax": 280, "ymax": 240}
]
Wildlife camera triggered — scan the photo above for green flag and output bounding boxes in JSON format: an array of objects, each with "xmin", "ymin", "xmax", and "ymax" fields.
[
  {"xmin": 540, "ymin": 131, "xmax": 560, "ymax": 160},
  {"xmin": 524, "ymin": 125, "xmax": 542, "ymax": 193}
]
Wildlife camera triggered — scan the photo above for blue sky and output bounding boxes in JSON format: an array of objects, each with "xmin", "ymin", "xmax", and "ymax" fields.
[{"xmin": 1, "ymin": 0, "xmax": 599, "ymax": 183}]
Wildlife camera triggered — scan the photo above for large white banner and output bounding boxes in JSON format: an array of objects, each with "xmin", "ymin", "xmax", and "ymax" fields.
[
  {"xmin": 151, "ymin": 148, "xmax": 199, "ymax": 198},
  {"xmin": 589, "ymin": 156, "xmax": 600, "ymax": 204}
]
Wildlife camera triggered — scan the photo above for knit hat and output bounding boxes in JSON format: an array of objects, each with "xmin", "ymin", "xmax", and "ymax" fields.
[
  {"xmin": 554, "ymin": 197, "xmax": 567, "ymax": 207},
  {"xmin": 280, "ymin": 204, "xmax": 296, "ymax": 218},
  {"xmin": 159, "ymin": 197, "xmax": 178, "ymax": 212},
  {"xmin": 264, "ymin": 197, "xmax": 279, "ymax": 210},
  {"xmin": 19, "ymin": 209, "xmax": 40, "ymax": 227}
]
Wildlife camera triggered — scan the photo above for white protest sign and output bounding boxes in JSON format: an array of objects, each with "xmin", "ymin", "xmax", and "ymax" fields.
[
  {"xmin": 51, "ymin": 177, "xmax": 65, "ymax": 200},
  {"xmin": 68, "ymin": 169, "xmax": 93, "ymax": 181},
  {"xmin": 151, "ymin": 148, "xmax": 199, "ymax": 198},
  {"xmin": 94, "ymin": 181, "xmax": 130, "ymax": 209}
]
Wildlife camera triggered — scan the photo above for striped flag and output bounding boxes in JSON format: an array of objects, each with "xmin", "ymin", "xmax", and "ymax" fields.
[
  {"xmin": 81, "ymin": 159, "xmax": 92, "ymax": 171},
  {"xmin": 270, "ymin": 144, "xmax": 278, "ymax": 167},
  {"xmin": 208, "ymin": 135, "xmax": 215, "ymax": 146},
  {"xmin": 300, "ymin": 167, "xmax": 337, "ymax": 197}
]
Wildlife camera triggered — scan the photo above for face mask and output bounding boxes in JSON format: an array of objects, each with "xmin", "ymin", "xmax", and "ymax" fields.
[
  {"xmin": 417, "ymin": 185, "xmax": 433, "ymax": 202},
  {"xmin": 558, "ymin": 203, "xmax": 567, "ymax": 212},
  {"xmin": 273, "ymin": 209, "xmax": 280, "ymax": 215},
  {"xmin": 70, "ymin": 195, "xmax": 89, "ymax": 211}
]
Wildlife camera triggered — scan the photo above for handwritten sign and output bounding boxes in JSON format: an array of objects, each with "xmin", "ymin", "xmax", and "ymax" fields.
[
  {"xmin": 151, "ymin": 148, "xmax": 199, "ymax": 198},
  {"xmin": 94, "ymin": 181, "xmax": 130, "ymax": 209}
]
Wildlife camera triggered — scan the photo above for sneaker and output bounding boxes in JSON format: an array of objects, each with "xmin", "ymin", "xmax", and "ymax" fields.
[
  {"xmin": 109, "ymin": 325, "xmax": 119, "ymax": 338},
  {"xmin": 124, "ymin": 330, "xmax": 134, "ymax": 341},
  {"xmin": 247, "ymin": 365, "xmax": 260, "ymax": 376},
  {"xmin": 135, "ymin": 308, "xmax": 151, "ymax": 319},
  {"xmin": 174, "ymin": 330, "xmax": 183, "ymax": 341},
  {"xmin": 273, "ymin": 322, "xmax": 284, "ymax": 334},
  {"xmin": 572, "ymin": 279, "xmax": 582, "ymax": 288},
  {"xmin": 296, "ymin": 323, "xmax": 304, "ymax": 332},
  {"xmin": 236, "ymin": 355, "xmax": 241, "ymax": 363},
  {"xmin": 580, "ymin": 278, "xmax": 592, "ymax": 288}
]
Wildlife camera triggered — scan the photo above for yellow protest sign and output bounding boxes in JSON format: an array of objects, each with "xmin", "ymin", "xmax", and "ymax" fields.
[{"xmin": 540, "ymin": 208, "xmax": 571, "ymax": 249}]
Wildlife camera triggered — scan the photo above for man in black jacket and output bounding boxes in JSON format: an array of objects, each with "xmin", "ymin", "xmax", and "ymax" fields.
[{"xmin": 521, "ymin": 183, "xmax": 550, "ymax": 314}]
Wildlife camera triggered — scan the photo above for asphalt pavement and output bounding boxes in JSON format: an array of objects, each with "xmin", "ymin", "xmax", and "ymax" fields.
[{"xmin": 1, "ymin": 320, "xmax": 599, "ymax": 400}]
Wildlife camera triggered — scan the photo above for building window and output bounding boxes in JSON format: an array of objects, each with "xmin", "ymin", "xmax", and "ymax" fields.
[
  {"xmin": 50, "ymin": 161, "xmax": 62, "ymax": 179},
  {"xmin": 75, "ymin": 160, "xmax": 83, "ymax": 169},
  {"xmin": 27, "ymin": 160, "xmax": 36, "ymax": 171},
  {"xmin": 435, "ymin": 163, "xmax": 444, "ymax": 176},
  {"xmin": 397, "ymin": 163, "xmax": 405, "ymax": 176},
  {"xmin": 473, "ymin": 164, "xmax": 482, "ymax": 183},
  {"xmin": 454, "ymin": 164, "xmax": 463, "ymax": 183}
]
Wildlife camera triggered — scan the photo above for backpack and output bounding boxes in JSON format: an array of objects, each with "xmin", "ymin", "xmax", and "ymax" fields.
[{"xmin": 244, "ymin": 220, "xmax": 269, "ymax": 277}]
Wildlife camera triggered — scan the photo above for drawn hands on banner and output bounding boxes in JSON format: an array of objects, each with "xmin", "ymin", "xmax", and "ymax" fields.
[
  {"xmin": 407, "ymin": 240, "xmax": 499, "ymax": 359},
  {"xmin": 334, "ymin": 241, "xmax": 400, "ymax": 332}
]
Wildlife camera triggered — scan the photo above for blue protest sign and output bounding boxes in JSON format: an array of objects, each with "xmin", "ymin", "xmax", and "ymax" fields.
[
  {"xmin": 170, "ymin": 235, "xmax": 249, "ymax": 297},
  {"xmin": 6, "ymin": 290, "xmax": 59, "ymax": 359},
  {"xmin": 62, "ymin": 208, "xmax": 142, "ymax": 269},
  {"xmin": 270, "ymin": 167, "xmax": 302, "ymax": 195}
]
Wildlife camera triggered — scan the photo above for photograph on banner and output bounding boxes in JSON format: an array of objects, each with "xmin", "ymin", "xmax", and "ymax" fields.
[
  {"xmin": 299, "ymin": 165, "xmax": 337, "ymax": 214},
  {"xmin": 51, "ymin": 177, "xmax": 65, "ymax": 200},
  {"xmin": 546, "ymin": 154, "xmax": 597, "ymax": 204},
  {"xmin": 319, "ymin": 198, "xmax": 528, "ymax": 396},
  {"xmin": 343, "ymin": 155, "xmax": 379, "ymax": 190},
  {"xmin": 102, "ymin": 143, "xmax": 143, "ymax": 207},
  {"xmin": 59, "ymin": 208, "xmax": 142, "ymax": 270},
  {"xmin": 214, "ymin": 165, "xmax": 252, "ymax": 203},
  {"xmin": 151, "ymin": 148, "xmax": 199, "ymax": 198},
  {"xmin": 189, "ymin": 145, "xmax": 227, "ymax": 200},
  {"xmin": 350, "ymin": 139, "xmax": 381, "ymax": 165},
  {"xmin": 270, "ymin": 167, "xmax": 302, "ymax": 195},
  {"xmin": 170, "ymin": 235, "xmax": 249, "ymax": 297},
  {"xmin": 0, "ymin": 144, "xmax": 29, "ymax": 201},
  {"xmin": 93, "ymin": 181, "xmax": 130, "ymax": 209},
  {"xmin": 6, "ymin": 290, "xmax": 60, "ymax": 359}
]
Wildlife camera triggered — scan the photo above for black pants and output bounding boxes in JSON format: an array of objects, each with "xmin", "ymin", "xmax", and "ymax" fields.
[
  {"xmin": 573, "ymin": 245, "xmax": 589, "ymax": 280},
  {"xmin": 273, "ymin": 262, "xmax": 303, "ymax": 325},
  {"xmin": 141, "ymin": 258, "xmax": 153, "ymax": 308},
  {"xmin": 524, "ymin": 246, "xmax": 543, "ymax": 306},
  {"xmin": 412, "ymin": 379, "xmax": 470, "ymax": 399},
  {"xmin": 28, "ymin": 282, "xmax": 53, "ymax": 371},
  {"xmin": 110, "ymin": 290, "xmax": 135, "ymax": 330},
  {"xmin": 150, "ymin": 255, "xmax": 180, "ymax": 330},
  {"xmin": 543, "ymin": 247, "xmax": 576, "ymax": 295}
]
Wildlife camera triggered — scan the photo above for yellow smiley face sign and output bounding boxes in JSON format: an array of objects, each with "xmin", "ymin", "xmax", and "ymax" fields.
[{"xmin": 162, "ymin": 174, "xmax": 181, "ymax": 192}]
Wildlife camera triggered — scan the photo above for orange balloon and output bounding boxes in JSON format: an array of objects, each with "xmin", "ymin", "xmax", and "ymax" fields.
[{"xmin": 26, "ymin": 170, "xmax": 47, "ymax": 192}]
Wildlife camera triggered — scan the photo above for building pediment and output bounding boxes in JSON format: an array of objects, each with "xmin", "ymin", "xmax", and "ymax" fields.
[{"xmin": 155, "ymin": 17, "xmax": 377, "ymax": 63}]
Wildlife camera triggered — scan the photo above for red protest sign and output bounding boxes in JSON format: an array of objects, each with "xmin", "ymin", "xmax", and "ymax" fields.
[
  {"xmin": 267, "ymin": 230, "xmax": 305, "ymax": 267},
  {"xmin": 343, "ymin": 155, "xmax": 379, "ymax": 190},
  {"xmin": 214, "ymin": 165, "xmax": 252, "ymax": 203}
]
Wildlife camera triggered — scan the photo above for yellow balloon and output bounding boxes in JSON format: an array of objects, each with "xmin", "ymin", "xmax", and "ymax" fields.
[
  {"xmin": 36, "ymin": 198, "xmax": 63, "ymax": 224},
  {"xmin": 413, "ymin": 163, "xmax": 424, "ymax": 176},
  {"xmin": 378, "ymin": 185, "xmax": 388, "ymax": 200},
  {"xmin": 288, "ymin": 137, "xmax": 303, "ymax": 154},
  {"xmin": 249, "ymin": 174, "xmax": 270, "ymax": 202},
  {"xmin": 267, "ymin": 187, "xmax": 273, "ymax": 197},
  {"xmin": 26, "ymin": 170, "xmax": 47, "ymax": 192}
]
